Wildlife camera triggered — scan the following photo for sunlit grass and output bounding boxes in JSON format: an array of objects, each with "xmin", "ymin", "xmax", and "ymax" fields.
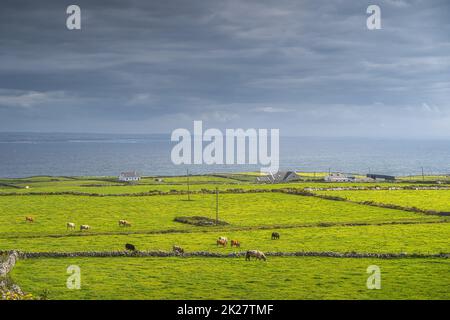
[
  {"xmin": 11, "ymin": 257, "xmax": 450, "ymax": 300},
  {"xmin": 2, "ymin": 175, "xmax": 450, "ymax": 300},
  {"xmin": 2, "ymin": 222, "xmax": 448, "ymax": 254},
  {"xmin": 315, "ymin": 189, "xmax": 450, "ymax": 212},
  {"xmin": 0, "ymin": 193, "xmax": 438, "ymax": 237}
]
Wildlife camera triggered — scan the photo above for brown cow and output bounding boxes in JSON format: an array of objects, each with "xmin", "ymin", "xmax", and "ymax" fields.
[
  {"xmin": 25, "ymin": 216, "xmax": 34, "ymax": 223},
  {"xmin": 230, "ymin": 240, "xmax": 241, "ymax": 248},
  {"xmin": 217, "ymin": 239, "xmax": 227, "ymax": 247},
  {"xmin": 119, "ymin": 220, "xmax": 131, "ymax": 227}
]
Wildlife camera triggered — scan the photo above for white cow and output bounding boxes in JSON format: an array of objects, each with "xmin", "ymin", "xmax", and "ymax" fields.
[
  {"xmin": 80, "ymin": 225, "xmax": 90, "ymax": 231},
  {"xmin": 67, "ymin": 222, "xmax": 75, "ymax": 230}
]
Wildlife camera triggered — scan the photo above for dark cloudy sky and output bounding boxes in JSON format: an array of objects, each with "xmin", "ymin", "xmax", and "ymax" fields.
[{"xmin": 0, "ymin": 0, "xmax": 448, "ymax": 137}]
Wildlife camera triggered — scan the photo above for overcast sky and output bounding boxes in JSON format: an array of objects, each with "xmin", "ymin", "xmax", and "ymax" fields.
[{"xmin": 0, "ymin": 0, "xmax": 448, "ymax": 137}]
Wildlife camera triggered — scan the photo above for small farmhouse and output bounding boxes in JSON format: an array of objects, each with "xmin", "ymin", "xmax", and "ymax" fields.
[
  {"xmin": 118, "ymin": 171, "xmax": 141, "ymax": 182},
  {"xmin": 256, "ymin": 171, "xmax": 299, "ymax": 183},
  {"xmin": 324, "ymin": 172, "xmax": 354, "ymax": 182}
]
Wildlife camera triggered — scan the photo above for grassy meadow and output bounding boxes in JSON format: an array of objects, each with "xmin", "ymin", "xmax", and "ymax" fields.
[
  {"xmin": 0, "ymin": 193, "xmax": 441, "ymax": 237},
  {"xmin": 2, "ymin": 222, "xmax": 449, "ymax": 254},
  {"xmin": 0, "ymin": 174, "xmax": 449, "ymax": 299},
  {"xmin": 0, "ymin": 175, "xmax": 427, "ymax": 194},
  {"xmin": 12, "ymin": 257, "xmax": 450, "ymax": 300},
  {"xmin": 315, "ymin": 189, "xmax": 450, "ymax": 212}
]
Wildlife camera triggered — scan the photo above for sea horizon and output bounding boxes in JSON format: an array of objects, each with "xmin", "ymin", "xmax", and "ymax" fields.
[{"xmin": 1, "ymin": 132, "xmax": 450, "ymax": 178}]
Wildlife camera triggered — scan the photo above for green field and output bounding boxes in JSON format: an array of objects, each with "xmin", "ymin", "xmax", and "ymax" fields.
[
  {"xmin": 315, "ymin": 189, "xmax": 450, "ymax": 212},
  {"xmin": 1, "ymin": 175, "xmax": 449, "ymax": 300},
  {"xmin": 0, "ymin": 193, "xmax": 441, "ymax": 238},
  {"xmin": 12, "ymin": 257, "xmax": 450, "ymax": 300},
  {"xmin": 2, "ymin": 223, "xmax": 449, "ymax": 254},
  {"xmin": 0, "ymin": 175, "xmax": 435, "ymax": 195}
]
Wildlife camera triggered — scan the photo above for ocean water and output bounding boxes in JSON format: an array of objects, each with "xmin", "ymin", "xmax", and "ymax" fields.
[{"xmin": 0, "ymin": 132, "xmax": 450, "ymax": 178}]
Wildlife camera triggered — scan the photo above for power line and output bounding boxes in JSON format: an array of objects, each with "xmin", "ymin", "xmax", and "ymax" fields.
[
  {"xmin": 215, "ymin": 187, "xmax": 219, "ymax": 224},
  {"xmin": 186, "ymin": 168, "xmax": 191, "ymax": 201}
]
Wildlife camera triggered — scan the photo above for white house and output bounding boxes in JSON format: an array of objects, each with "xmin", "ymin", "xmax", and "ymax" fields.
[
  {"xmin": 118, "ymin": 171, "xmax": 141, "ymax": 182},
  {"xmin": 324, "ymin": 172, "xmax": 354, "ymax": 182}
]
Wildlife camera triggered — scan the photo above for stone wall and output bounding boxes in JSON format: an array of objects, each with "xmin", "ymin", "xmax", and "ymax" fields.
[
  {"xmin": 0, "ymin": 251, "xmax": 18, "ymax": 276},
  {"xmin": 16, "ymin": 250, "xmax": 449, "ymax": 260},
  {"xmin": 0, "ymin": 251, "xmax": 25, "ymax": 300}
]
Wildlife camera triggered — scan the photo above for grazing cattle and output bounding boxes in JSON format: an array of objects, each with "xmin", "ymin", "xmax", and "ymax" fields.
[
  {"xmin": 217, "ymin": 239, "xmax": 227, "ymax": 247},
  {"xmin": 66, "ymin": 222, "xmax": 75, "ymax": 230},
  {"xmin": 125, "ymin": 243, "xmax": 136, "ymax": 251},
  {"xmin": 80, "ymin": 225, "xmax": 90, "ymax": 231},
  {"xmin": 173, "ymin": 245, "xmax": 184, "ymax": 254},
  {"xmin": 271, "ymin": 232, "xmax": 280, "ymax": 240},
  {"xmin": 119, "ymin": 220, "xmax": 131, "ymax": 227},
  {"xmin": 230, "ymin": 240, "xmax": 241, "ymax": 248},
  {"xmin": 245, "ymin": 250, "xmax": 267, "ymax": 261},
  {"xmin": 217, "ymin": 236, "xmax": 228, "ymax": 245},
  {"xmin": 25, "ymin": 216, "xmax": 34, "ymax": 223}
]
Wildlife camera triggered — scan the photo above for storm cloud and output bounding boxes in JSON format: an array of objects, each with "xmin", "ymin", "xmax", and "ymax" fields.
[{"xmin": 0, "ymin": 0, "xmax": 449, "ymax": 136}]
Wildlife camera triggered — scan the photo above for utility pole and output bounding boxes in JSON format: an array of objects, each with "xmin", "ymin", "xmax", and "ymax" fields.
[
  {"xmin": 187, "ymin": 169, "xmax": 191, "ymax": 201},
  {"xmin": 215, "ymin": 187, "xmax": 219, "ymax": 224},
  {"xmin": 421, "ymin": 167, "xmax": 424, "ymax": 181}
]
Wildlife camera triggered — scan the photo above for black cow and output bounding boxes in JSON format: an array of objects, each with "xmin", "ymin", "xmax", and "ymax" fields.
[
  {"xmin": 125, "ymin": 243, "xmax": 136, "ymax": 251},
  {"xmin": 271, "ymin": 232, "xmax": 280, "ymax": 240},
  {"xmin": 173, "ymin": 245, "xmax": 184, "ymax": 254}
]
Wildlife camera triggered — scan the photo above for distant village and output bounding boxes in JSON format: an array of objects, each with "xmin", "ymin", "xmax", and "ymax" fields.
[
  {"xmin": 117, "ymin": 170, "xmax": 395, "ymax": 184},
  {"xmin": 255, "ymin": 171, "xmax": 395, "ymax": 183}
]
